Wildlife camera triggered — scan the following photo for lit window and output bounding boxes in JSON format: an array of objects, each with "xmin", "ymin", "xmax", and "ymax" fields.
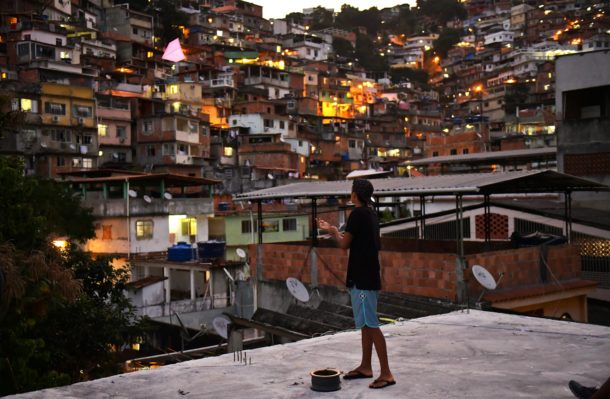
[
  {"xmin": 20, "ymin": 98, "xmax": 33, "ymax": 111},
  {"xmin": 98, "ymin": 124, "xmax": 108, "ymax": 137},
  {"xmin": 147, "ymin": 51, "xmax": 154, "ymax": 58},
  {"xmin": 168, "ymin": 85, "xmax": 178, "ymax": 94},
  {"xmin": 224, "ymin": 147, "xmax": 233, "ymax": 156},
  {"xmin": 136, "ymin": 220, "xmax": 154, "ymax": 240},
  {"xmin": 82, "ymin": 158, "xmax": 93, "ymax": 168}
]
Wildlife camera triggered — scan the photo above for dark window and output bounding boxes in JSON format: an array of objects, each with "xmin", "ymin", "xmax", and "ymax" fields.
[
  {"xmin": 463, "ymin": 148, "xmax": 469, "ymax": 154},
  {"xmin": 56, "ymin": 156, "xmax": 65, "ymax": 167},
  {"xmin": 432, "ymin": 151, "xmax": 439, "ymax": 157},
  {"xmin": 450, "ymin": 149, "xmax": 457, "ymax": 155},
  {"xmin": 241, "ymin": 220, "xmax": 258, "ymax": 233},
  {"xmin": 56, "ymin": 38, "xmax": 62, "ymax": 46},
  {"xmin": 283, "ymin": 218, "xmax": 297, "ymax": 231},
  {"xmin": 45, "ymin": 102, "xmax": 66, "ymax": 115}
]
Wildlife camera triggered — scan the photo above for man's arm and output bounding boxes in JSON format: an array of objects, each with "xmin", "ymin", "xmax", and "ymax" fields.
[{"xmin": 318, "ymin": 219, "xmax": 352, "ymax": 249}]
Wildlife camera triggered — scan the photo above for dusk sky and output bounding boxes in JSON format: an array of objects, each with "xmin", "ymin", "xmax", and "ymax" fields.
[{"xmin": 250, "ymin": 1, "xmax": 417, "ymax": 20}]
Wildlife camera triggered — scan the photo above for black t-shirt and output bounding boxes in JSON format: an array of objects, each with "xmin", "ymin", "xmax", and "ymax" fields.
[{"xmin": 344, "ymin": 206, "xmax": 381, "ymax": 290}]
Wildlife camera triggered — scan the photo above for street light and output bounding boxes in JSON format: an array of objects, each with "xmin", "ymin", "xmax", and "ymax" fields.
[{"xmin": 472, "ymin": 84, "xmax": 485, "ymax": 152}]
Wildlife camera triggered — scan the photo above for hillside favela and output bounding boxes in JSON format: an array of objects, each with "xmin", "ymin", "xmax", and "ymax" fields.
[{"xmin": 1, "ymin": 0, "xmax": 610, "ymax": 398}]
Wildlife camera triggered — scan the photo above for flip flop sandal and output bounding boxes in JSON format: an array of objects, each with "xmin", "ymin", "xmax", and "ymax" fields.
[
  {"xmin": 343, "ymin": 370, "xmax": 373, "ymax": 380},
  {"xmin": 369, "ymin": 379, "xmax": 397, "ymax": 389}
]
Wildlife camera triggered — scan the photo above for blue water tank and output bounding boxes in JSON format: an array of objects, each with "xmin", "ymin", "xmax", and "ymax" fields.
[
  {"xmin": 197, "ymin": 240, "xmax": 226, "ymax": 259},
  {"xmin": 167, "ymin": 243, "xmax": 196, "ymax": 262}
]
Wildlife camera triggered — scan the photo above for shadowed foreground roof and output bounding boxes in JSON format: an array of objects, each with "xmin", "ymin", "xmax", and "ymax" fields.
[
  {"xmin": 234, "ymin": 170, "xmax": 609, "ymax": 201},
  {"xmin": 8, "ymin": 310, "xmax": 610, "ymax": 399}
]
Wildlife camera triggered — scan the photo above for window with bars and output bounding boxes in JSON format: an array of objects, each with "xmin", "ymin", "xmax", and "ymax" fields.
[{"xmin": 136, "ymin": 220, "xmax": 154, "ymax": 239}]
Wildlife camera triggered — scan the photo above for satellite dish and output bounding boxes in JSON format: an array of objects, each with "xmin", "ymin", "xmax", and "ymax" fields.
[
  {"xmin": 128, "ymin": 189, "xmax": 137, "ymax": 198},
  {"xmin": 143, "ymin": 195, "xmax": 152, "ymax": 203},
  {"xmin": 236, "ymin": 248, "xmax": 246, "ymax": 259},
  {"xmin": 69, "ymin": 144, "xmax": 76, "ymax": 150},
  {"xmin": 40, "ymin": 142, "xmax": 48, "ymax": 148},
  {"xmin": 286, "ymin": 277, "xmax": 309, "ymax": 302},
  {"xmin": 112, "ymin": 153, "xmax": 119, "ymax": 159},
  {"xmin": 163, "ymin": 192, "xmax": 173, "ymax": 200},
  {"xmin": 472, "ymin": 265, "xmax": 497, "ymax": 290},
  {"xmin": 267, "ymin": 173, "xmax": 274, "ymax": 180},
  {"xmin": 212, "ymin": 316, "xmax": 230, "ymax": 339},
  {"xmin": 105, "ymin": 74, "xmax": 112, "ymax": 79}
]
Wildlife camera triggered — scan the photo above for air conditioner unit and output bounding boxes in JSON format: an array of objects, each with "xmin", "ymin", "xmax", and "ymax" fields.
[
  {"xmin": 77, "ymin": 117, "xmax": 84, "ymax": 124},
  {"xmin": 52, "ymin": 115, "xmax": 59, "ymax": 123}
]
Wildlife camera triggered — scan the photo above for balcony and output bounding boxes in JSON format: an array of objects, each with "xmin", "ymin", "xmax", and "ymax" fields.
[
  {"xmin": 82, "ymin": 196, "xmax": 214, "ymax": 218},
  {"xmin": 244, "ymin": 76, "xmax": 290, "ymax": 88},
  {"xmin": 202, "ymin": 78, "xmax": 235, "ymax": 89}
]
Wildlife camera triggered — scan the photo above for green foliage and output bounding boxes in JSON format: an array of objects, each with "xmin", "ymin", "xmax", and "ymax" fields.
[
  {"xmin": 336, "ymin": 5, "xmax": 381, "ymax": 36},
  {"xmin": 417, "ymin": 0, "xmax": 468, "ymax": 25},
  {"xmin": 0, "ymin": 157, "xmax": 143, "ymax": 395},
  {"xmin": 355, "ymin": 34, "xmax": 388, "ymax": 72},
  {"xmin": 385, "ymin": 6, "xmax": 418, "ymax": 36},
  {"xmin": 0, "ymin": 92, "xmax": 26, "ymax": 139},
  {"xmin": 286, "ymin": 12, "xmax": 305, "ymax": 25},
  {"xmin": 390, "ymin": 67, "xmax": 429, "ymax": 87},
  {"xmin": 433, "ymin": 28, "xmax": 465, "ymax": 57},
  {"xmin": 332, "ymin": 37, "xmax": 355, "ymax": 59},
  {"xmin": 309, "ymin": 7, "xmax": 334, "ymax": 31},
  {"xmin": 0, "ymin": 156, "xmax": 95, "ymax": 250}
]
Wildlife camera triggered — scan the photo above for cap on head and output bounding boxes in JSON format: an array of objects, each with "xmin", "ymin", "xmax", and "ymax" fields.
[{"xmin": 352, "ymin": 179, "xmax": 374, "ymax": 205}]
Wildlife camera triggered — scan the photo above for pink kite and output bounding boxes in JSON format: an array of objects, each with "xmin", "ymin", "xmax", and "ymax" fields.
[{"xmin": 162, "ymin": 38, "xmax": 186, "ymax": 62}]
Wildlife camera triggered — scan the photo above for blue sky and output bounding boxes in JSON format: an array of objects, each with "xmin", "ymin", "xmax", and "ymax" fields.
[{"xmin": 250, "ymin": 1, "xmax": 417, "ymax": 20}]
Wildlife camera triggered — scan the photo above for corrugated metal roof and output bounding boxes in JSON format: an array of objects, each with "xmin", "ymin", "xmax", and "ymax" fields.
[
  {"xmin": 405, "ymin": 147, "xmax": 556, "ymax": 166},
  {"xmin": 234, "ymin": 170, "xmax": 609, "ymax": 201}
]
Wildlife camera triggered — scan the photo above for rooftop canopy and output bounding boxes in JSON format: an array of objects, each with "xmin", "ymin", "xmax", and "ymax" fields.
[
  {"xmin": 403, "ymin": 147, "xmax": 557, "ymax": 167},
  {"xmin": 65, "ymin": 173, "xmax": 220, "ymax": 187},
  {"xmin": 234, "ymin": 170, "xmax": 609, "ymax": 201}
]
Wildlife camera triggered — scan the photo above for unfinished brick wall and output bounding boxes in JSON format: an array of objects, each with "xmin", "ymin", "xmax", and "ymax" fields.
[
  {"xmin": 250, "ymin": 243, "xmax": 458, "ymax": 301},
  {"xmin": 464, "ymin": 245, "xmax": 581, "ymax": 293},
  {"xmin": 475, "ymin": 213, "xmax": 509, "ymax": 240},
  {"xmin": 250, "ymin": 242, "xmax": 583, "ymax": 305}
]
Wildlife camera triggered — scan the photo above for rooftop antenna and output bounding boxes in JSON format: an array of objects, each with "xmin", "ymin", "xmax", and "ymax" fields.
[
  {"xmin": 472, "ymin": 265, "xmax": 504, "ymax": 305},
  {"xmin": 286, "ymin": 277, "xmax": 310, "ymax": 302},
  {"xmin": 212, "ymin": 316, "xmax": 230, "ymax": 339},
  {"xmin": 173, "ymin": 312, "xmax": 207, "ymax": 351}
]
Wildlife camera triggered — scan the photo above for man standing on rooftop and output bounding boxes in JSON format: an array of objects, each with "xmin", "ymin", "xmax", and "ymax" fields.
[{"xmin": 317, "ymin": 179, "xmax": 396, "ymax": 389}]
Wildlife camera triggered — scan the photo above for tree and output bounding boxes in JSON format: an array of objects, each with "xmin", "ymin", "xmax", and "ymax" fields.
[
  {"xmin": 355, "ymin": 34, "xmax": 388, "ymax": 72},
  {"xmin": 0, "ymin": 156, "xmax": 95, "ymax": 250},
  {"xmin": 0, "ymin": 156, "xmax": 143, "ymax": 395},
  {"xmin": 286, "ymin": 12, "xmax": 305, "ymax": 26},
  {"xmin": 417, "ymin": 0, "xmax": 467, "ymax": 25},
  {"xmin": 333, "ymin": 37, "xmax": 356, "ymax": 60},
  {"xmin": 433, "ymin": 28, "xmax": 465, "ymax": 57},
  {"xmin": 0, "ymin": 92, "xmax": 26, "ymax": 139},
  {"xmin": 309, "ymin": 7, "xmax": 334, "ymax": 31},
  {"xmin": 336, "ymin": 5, "xmax": 382, "ymax": 36}
]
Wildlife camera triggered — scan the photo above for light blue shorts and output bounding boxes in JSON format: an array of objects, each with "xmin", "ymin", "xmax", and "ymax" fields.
[{"xmin": 349, "ymin": 288, "xmax": 380, "ymax": 329}]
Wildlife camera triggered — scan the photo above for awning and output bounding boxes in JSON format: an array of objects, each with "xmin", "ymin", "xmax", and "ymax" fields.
[{"xmin": 234, "ymin": 170, "xmax": 610, "ymax": 201}]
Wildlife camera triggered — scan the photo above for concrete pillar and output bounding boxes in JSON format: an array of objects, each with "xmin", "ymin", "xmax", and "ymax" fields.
[
  {"xmin": 310, "ymin": 247, "xmax": 318, "ymax": 288},
  {"xmin": 190, "ymin": 269, "xmax": 196, "ymax": 300},
  {"xmin": 227, "ymin": 328, "xmax": 243, "ymax": 352},
  {"xmin": 164, "ymin": 267, "xmax": 171, "ymax": 304}
]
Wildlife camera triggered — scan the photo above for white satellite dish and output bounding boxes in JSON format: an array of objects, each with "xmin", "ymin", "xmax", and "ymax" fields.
[
  {"xmin": 143, "ymin": 195, "xmax": 152, "ymax": 203},
  {"xmin": 163, "ymin": 192, "xmax": 173, "ymax": 200},
  {"xmin": 212, "ymin": 317, "xmax": 230, "ymax": 339},
  {"xmin": 286, "ymin": 277, "xmax": 309, "ymax": 302},
  {"xmin": 267, "ymin": 173, "xmax": 274, "ymax": 180},
  {"xmin": 236, "ymin": 248, "xmax": 246, "ymax": 259},
  {"xmin": 472, "ymin": 265, "xmax": 497, "ymax": 290},
  {"xmin": 128, "ymin": 189, "xmax": 137, "ymax": 198},
  {"xmin": 40, "ymin": 142, "xmax": 48, "ymax": 148},
  {"xmin": 69, "ymin": 144, "xmax": 76, "ymax": 150}
]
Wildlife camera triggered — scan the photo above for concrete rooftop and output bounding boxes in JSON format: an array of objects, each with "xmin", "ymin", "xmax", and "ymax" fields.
[{"xmin": 9, "ymin": 310, "xmax": 610, "ymax": 399}]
